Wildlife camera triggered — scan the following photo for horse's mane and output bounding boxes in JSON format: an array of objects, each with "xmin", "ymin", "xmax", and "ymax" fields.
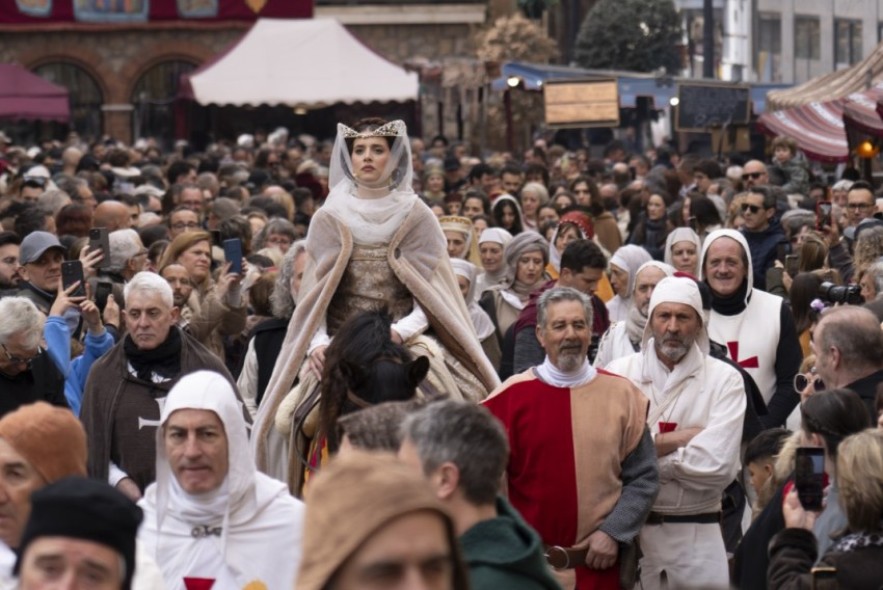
[{"xmin": 319, "ymin": 310, "xmax": 426, "ymax": 452}]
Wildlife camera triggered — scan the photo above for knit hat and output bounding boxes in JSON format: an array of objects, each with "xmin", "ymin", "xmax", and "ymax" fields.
[
  {"xmin": 15, "ymin": 477, "xmax": 143, "ymax": 590},
  {"xmin": 0, "ymin": 402, "xmax": 87, "ymax": 483},
  {"xmin": 641, "ymin": 275, "xmax": 709, "ymax": 354},
  {"xmin": 296, "ymin": 452, "xmax": 469, "ymax": 590}
]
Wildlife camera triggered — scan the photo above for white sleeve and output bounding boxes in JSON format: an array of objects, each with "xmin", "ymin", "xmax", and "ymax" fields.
[
  {"xmin": 308, "ymin": 319, "xmax": 332, "ymax": 353},
  {"xmin": 657, "ymin": 368, "xmax": 747, "ymax": 489},
  {"xmin": 392, "ymin": 302, "xmax": 429, "ymax": 341},
  {"xmin": 236, "ymin": 339, "xmax": 259, "ymax": 419},
  {"xmin": 108, "ymin": 462, "xmax": 129, "ymax": 487}
]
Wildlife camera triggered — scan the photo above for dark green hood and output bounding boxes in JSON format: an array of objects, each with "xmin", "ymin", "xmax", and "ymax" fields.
[{"xmin": 459, "ymin": 496, "xmax": 562, "ymax": 590}]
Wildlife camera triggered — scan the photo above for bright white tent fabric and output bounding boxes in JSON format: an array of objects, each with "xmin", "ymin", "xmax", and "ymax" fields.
[{"xmin": 185, "ymin": 18, "xmax": 418, "ymax": 106}]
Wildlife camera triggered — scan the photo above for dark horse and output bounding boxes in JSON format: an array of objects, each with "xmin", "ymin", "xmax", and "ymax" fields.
[{"xmin": 304, "ymin": 310, "xmax": 431, "ymax": 460}]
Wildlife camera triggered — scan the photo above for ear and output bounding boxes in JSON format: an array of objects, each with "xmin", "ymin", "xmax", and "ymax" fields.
[
  {"xmin": 828, "ymin": 346, "xmax": 842, "ymax": 371},
  {"xmin": 340, "ymin": 359, "xmax": 366, "ymax": 387},
  {"xmin": 408, "ymin": 356, "xmax": 430, "ymax": 388},
  {"xmin": 169, "ymin": 306, "xmax": 180, "ymax": 323},
  {"xmin": 431, "ymin": 462, "xmax": 460, "ymax": 501},
  {"xmin": 766, "ymin": 208, "xmax": 775, "ymax": 221},
  {"xmin": 17, "ymin": 265, "xmax": 29, "ymax": 281},
  {"xmin": 762, "ymin": 461, "xmax": 774, "ymax": 478},
  {"xmin": 535, "ymin": 323, "xmax": 547, "ymax": 351}
]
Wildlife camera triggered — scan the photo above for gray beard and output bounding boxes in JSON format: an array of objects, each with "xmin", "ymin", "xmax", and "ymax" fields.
[{"xmin": 657, "ymin": 340, "xmax": 689, "ymax": 364}]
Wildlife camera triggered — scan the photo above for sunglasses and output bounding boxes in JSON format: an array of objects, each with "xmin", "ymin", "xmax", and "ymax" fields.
[
  {"xmin": 22, "ymin": 176, "xmax": 47, "ymax": 187},
  {"xmin": 794, "ymin": 372, "xmax": 825, "ymax": 394},
  {"xmin": 740, "ymin": 203, "xmax": 763, "ymax": 214},
  {"xmin": 741, "ymin": 172, "xmax": 764, "ymax": 181}
]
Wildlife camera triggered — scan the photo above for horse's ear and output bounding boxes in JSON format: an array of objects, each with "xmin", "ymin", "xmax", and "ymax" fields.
[
  {"xmin": 340, "ymin": 359, "xmax": 366, "ymax": 386},
  {"xmin": 407, "ymin": 356, "xmax": 430, "ymax": 388}
]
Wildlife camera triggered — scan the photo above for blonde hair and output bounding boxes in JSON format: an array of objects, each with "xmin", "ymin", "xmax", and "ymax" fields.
[{"xmin": 837, "ymin": 428, "xmax": 883, "ymax": 533}]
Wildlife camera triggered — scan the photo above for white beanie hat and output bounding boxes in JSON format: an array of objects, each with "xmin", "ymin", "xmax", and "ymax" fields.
[{"xmin": 641, "ymin": 276, "xmax": 709, "ymax": 354}]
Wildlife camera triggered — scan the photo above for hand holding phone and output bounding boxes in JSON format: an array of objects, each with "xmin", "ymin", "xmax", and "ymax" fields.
[
  {"xmin": 785, "ymin": 254, "xmax": 800, "ymax": 277},
  {"xmin": 89, "ymin": 227, "xmax": 110, "ymax": 269},
  {"xmin": 816, "ymin": 201, "xmax": 833, "ymax": 231}
]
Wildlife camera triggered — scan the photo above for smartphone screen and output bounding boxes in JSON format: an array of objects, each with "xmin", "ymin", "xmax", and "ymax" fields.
[
  {"xmin": 816, "ymin": 201, "xmax": 832, "ymax": 231},
  {"xmin": 223, "ymin": 238, "xmax": 243, "ymax": 275},
  {"xmin": 61, "ymin": 260, "xmax": 86, "ymax": 298},
  {"xmin": 795, "ymin": 447, "xmax": 825, "ymax": 511},
  {"xmin": 785, "ymin": 254, "xmax": 799, "ymax": 277},
  {"xmin": 89, "ymin": 227, "xmax": 111, "ymax": 269},
  {"xmin": 94, "ymin": 282, "xmax": 112, "ymax": 314}
]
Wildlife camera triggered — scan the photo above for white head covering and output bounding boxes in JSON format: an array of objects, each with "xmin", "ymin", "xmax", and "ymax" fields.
[
  {"xmin": 609, "ymin": 245, "xmax": 654, "ymax": 297},
  {"xmin": 663, "ymin": 227, "xmax": 702, "ymax": 274},
  {"xmin": 478, "ymin": 227, "xmax": 513, "ymax": 248},
  {"xmin": 698, "ymin": 228, "xmax": 754, "ymax": 304},
  {"xmin": 449, "ymin": 259, "xmax": 496, "ymax": 339},
  {"xmin": 641, "ymin": 276, "xmax": 709, "ymax": 355},
  {"xmin": 322, "ymin": 120, "xmax": 417, "ymax": 244}
]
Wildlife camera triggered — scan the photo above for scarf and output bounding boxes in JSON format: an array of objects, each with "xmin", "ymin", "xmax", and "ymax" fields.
[
  {"xmin": 535, "ymin": 356, "xmax": 597, "ymax": 388},
  {"xmin": 123, "ymin": 328, "xmax": 182, "ymax": 382},
  {"xmin": 709, "ymin": 279, "xmax": 749, "ymax": 316},
  {"xmin": 625, "ymin": 303, "xmax": 647, "ymax": 348}
]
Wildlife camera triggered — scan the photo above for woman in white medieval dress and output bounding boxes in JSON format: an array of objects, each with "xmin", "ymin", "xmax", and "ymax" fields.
[{"xmin": 252, "ymin": 118, "xmax": 499, "ymax": 488}]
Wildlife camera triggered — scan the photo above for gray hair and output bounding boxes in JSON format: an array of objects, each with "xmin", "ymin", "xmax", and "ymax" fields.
[
  {"xmin": 0, "ymin": 297, "xmax": 45, "ymax": 349},
  {"xmin": 108, "ymin": 229, "xmax": 143, "ymax": 273},
  {"xmin": 124, "ymin": 271, "xmax": 173, "ymax": 309},
  {"xmin": 270, "ymin": 239, "xmax": 306, "ymax": 319},
  {"xmin": 536, "ymin": 286, "xmax": 593, "ymax": 330},
  {"xmin": 867, "ymin": 261, "xmax": 883, "ymax": 296},
  {"xmin": 401, "ymin": 400, "xmax": 508, "ymax": 505},
  {"xmin": 37, "ymin": 189, "xmax": 72, "ymax": 216},
  {"xmin": 254, "ymin": 218, "xmax": 298, "ymax": 251},
  {"xmin": 817, "ymin": 306, "xmax": 883, "ymax": 372}
]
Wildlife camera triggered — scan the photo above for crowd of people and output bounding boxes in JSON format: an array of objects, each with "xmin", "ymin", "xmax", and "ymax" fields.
[{"xmin": 0, "ymin": 120, "xmax": 882, "ymax": 590}]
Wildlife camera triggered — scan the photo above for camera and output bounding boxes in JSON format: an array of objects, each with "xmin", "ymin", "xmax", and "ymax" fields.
[{"xmin": 818, "ymin": 281, "xmax": 863, "ymax": 305}]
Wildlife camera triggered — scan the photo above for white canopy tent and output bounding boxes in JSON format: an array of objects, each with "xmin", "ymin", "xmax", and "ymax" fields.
[{"xmin": 182, "ymin": 18, "xmax": 419, "ymax": 107}]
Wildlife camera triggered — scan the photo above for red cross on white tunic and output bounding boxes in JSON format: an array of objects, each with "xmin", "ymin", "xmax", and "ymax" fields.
[
  {"xmin": 183, "ymin": 578, "xmax": 215, "ymax": 590},
  {"xmin": 727, "ymin": 341, "xmax": 759, "ymax": 368}
]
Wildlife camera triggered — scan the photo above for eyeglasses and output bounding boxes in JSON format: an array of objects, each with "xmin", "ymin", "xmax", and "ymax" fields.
[
  {"xmin": 171, "ymin": 222, "xmax": 200, "ymax": 230},
  {"xmin": 740, "ymin": 203, "xmax": 763, "ymax": 214},
  {"xmin": 846, "ymin": 202, "xmax": 872, "ymax": 210},
  {"xmin": 741, "ymin": 172, "xmax": 764, "ymax": 181},
  {"xmin": 794, "ymin": 372, "xmax": 825, "ymax": 394},
  {"xmin": 1, "ymin": 342, "xmax": 43, "ymax": 368}
]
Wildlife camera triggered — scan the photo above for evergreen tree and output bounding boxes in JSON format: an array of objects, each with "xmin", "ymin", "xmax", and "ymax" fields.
[{"xmin": 575, "ymin": 0, "xmax": 682, "ymax": 73}]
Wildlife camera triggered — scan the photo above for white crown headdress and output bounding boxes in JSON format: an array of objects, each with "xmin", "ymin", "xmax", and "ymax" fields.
[{"xmin": 338, "ymin": 120, "xmax": 406, "ymax": 139}]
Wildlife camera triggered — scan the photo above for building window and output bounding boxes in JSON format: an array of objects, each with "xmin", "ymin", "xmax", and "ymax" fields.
[
  {"xmin": 32, "ymin": 62, "xmax": 103, "ymax": 141},
  {"xmin": 835, "ymin": 19, "xmax": 863, "ymax": 68},
  {"xmin": 757, "ymin": 13, "xmax": 781, "ymax": 83},
  {"xmin": 795, "ymin": 16, "xmax": 820, "ymax": 60},
  {"xmin": 131, "ymin": 60, "xmax": 197, "ymax": 147}
]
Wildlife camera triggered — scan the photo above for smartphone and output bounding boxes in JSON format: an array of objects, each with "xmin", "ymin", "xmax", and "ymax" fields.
[
  {"xmin": 89, "ymin": 227, "xmax": 111, "ymax": 269},
  {"xmin": 785, "ymin": 254, "xmax": 799, "ymax": 277},
  {"xmin": 210, "ymin": 230, "xmax": 222, "ymax": 247},
  {"xmin": 816, "ymin": 201, "xmax": 833, "ymax": 231},
  {"xmin": 223, "ymin": 238, "xmax": 243, "ymax": 275},
  {"xmin": 776, "ymin": 243, "xmax": 787, "ymax": 263},
  {"xmin": 688, "ymin": 216, "xmax": 698, "ymax": 233},
  {"xmin": 795, "ymin": 447, "xmax": 825, "ymax": 511},
  {"xmin": 61, "ymin": 260, "xmax": 86, "ymax": 298},
  {"xmin": 94, "ymin": 282, "xmax": 112, "ymax": 314},
  {"xmin": 810, "ymin": 566, "xmax": 837, "ymax": 590}
]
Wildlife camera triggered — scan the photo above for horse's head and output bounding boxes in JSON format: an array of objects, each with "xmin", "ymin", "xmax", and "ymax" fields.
[{"xmin": 340, "ymin": 355, "xmax": 430, "ymax": 409}]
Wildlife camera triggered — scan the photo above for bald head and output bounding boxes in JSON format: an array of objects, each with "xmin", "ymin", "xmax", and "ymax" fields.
[
  {"xmin": 742, "ymin": 160, "xmax": 769, "ymax": 188},
  {"xmin": 93, "ymin": 200, "xmax": 132, "ymax": 232}
]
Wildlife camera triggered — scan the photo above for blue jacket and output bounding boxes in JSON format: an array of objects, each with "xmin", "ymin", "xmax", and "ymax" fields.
[
  {"xmin": 741, "ymin": 220, "xmax": 786, "ymax": 291},
  {"xmin": 44, "ymin": 316, "xmax": 115, "ymax": 416}
]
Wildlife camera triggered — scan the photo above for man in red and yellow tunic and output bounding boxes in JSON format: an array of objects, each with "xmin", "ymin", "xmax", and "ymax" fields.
[{"xmin": 484, "ymin": 287, "xmax": 658, "ymax": 590}]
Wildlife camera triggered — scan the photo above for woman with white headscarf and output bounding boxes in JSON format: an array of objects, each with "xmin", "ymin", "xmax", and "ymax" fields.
[
  {"xmin": 606, "ymin": 245, "xmax": 653, "ymax": 323},
  {"xmin": 664, "ymin": 227, "xmax": 702, "ymax": 276},
  {"xmin": 479, "ymin": 232, "xmax": 549, "ymax": 351},
  {"xmin": 475, "ymin": 227, "xmax": 513, "ymax": 296},
  {"xmin": 450, "ymin": 258, "xmax": 501, "ymax": 369}
]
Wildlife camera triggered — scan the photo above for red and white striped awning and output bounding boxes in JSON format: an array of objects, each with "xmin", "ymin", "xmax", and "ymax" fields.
[{"xmin": 757, "ymin": 84, "xmax": 883, "ymax": 162}]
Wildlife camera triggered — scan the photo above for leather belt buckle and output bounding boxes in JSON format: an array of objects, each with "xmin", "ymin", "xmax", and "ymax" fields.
[{"xmin": 544, "ymin": 545, "xmax": 571, "ymax": 570}]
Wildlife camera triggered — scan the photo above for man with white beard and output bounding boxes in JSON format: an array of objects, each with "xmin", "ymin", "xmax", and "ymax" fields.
[{"xmin": 607, "ymin": 276, "xmax": 746, "ymax": 590}]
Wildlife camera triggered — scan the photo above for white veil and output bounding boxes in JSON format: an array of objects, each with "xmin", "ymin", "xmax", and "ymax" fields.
[{"xmin": 322, "ymin": 119, "xmax": 418, "ymax": 244}]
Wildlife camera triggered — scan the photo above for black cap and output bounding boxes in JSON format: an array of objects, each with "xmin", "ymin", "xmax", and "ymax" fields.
[{"xmin": 15, "ymin": 477, "xmax": 143, "ymax": 590}]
